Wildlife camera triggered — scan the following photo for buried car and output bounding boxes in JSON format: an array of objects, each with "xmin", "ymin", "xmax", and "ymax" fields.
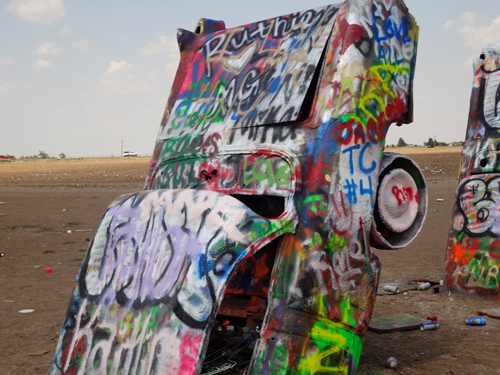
[
  {"xmin": 50, "ymin": 0, "xmax": 426, "ymax": 374},
  {"xmin": 444, "ymin": 43, "xmax": 500, "ymax": 300}
]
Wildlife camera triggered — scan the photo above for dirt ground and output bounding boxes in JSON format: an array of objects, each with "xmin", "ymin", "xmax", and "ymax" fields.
[{"xmin": 0, "ymin": 150, "xmax": 499, "ymax": 375}]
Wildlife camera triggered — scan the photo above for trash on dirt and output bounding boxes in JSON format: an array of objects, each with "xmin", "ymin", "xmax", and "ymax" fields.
[
  {"xmin": 433, "ymin": 286, "xmax": 440, "ymax": 293},
  {"xmin": 436, "ymin": 198, "xmax": 444, "ymax": 202},
  {"xmin": 465, "ymin": 317, "xmax": 486, "ymax": 326},
  {"xmin": 0, "ymin": 253, "xmax": 4, "ymax": 257},
  {"xmin": 387, "ymin": 357, "xmax": 397, "ymax": 369},
  {"xmin": 46, "ymin": 268, "xmax": 52, "ymax": 273},
  {"xmin": 4, "ymin": 300, "xmax": 14, "ymax": 303},
  {"xmin": 379, "ymin": 278, "xmax": 416, "ymax": 292},
  {"xmin": 477, "ymin": 308, "xmax": 500, "ymax": 320},
  {"xmin": 18, "ymin": 309, "xmax": 36, "ymax": 313},
  {"xmin": 0, "ymin": 213, "xmax": 7, "ymax": 216},
  {"xmin": 414, "ymin": 278, "xmax": 440, "ymax": 285},
  {"xmin": 30, "ymin": 350, "xmax": 49, "ymax": 356},
  {"xmin": 369, "ymin": 314, "xmax": 426, "ymax": 333},
  {"xmin": 34, "ymin": 265, "xmax": 41, "ymax": 269},
  {"xmin": 420, "ymin": 322, "xmax": 439, "ymax": 331},
  {"xmin": 418, "ymin": 282, "xmax": 431, "ymax": 291},
  {"xmin": 67, "ymin": 230, "xmax": 72, "ymax": 233},
  {"xmin": 427, "ymin": 316, "xmax": 438, "ymax": 322},
  {"xmin": 75, "ymin": 229, "xmax": 93, "ymax": 232},
  {"xmin": 384, "ymin": 285, "xmax": 400, "ymax": 294},
  {"xmin": 0, "ymin": 202, "xmax": 4, "ymax": 204}
]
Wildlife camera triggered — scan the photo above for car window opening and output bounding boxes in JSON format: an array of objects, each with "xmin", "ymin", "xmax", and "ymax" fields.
[{"xmin": 229, "ymin": 194, "xmax": 285, "ymax": 219}]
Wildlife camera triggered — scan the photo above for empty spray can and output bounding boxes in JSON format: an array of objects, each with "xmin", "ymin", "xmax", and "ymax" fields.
[
  {"xmin": 465, "ymin": 317, "xmax": 486, "ymax": 326},
  {"xmin": 418, "ymin": 282, "xmax": 431, "ymax": 291},
  {"xmin": 420, "ymin": 322, "xmax": 439, "ymax": 331},
  {"xmin": 387, "ymin": 357, "xmax": 397, "ymax": 369},
  {"xmin": 384, "ymin": 285, "xmax": 400, "ymax": 294}
]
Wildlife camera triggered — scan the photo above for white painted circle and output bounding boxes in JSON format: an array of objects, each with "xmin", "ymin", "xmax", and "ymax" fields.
[{"xmin": 377, "ymin": 168, "xmax": 419, "ymax": 233}]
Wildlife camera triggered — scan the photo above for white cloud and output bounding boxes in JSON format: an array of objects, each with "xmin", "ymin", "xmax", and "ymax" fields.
[
  {"xmin": 36, "ymin": 42, "xmax": 62, "ymax": 55},
  {"xmin": 59, "ymin": 25, "xmax": 73, "ymax": 36},
  {"xmin": 101, "ymin": 60, "xmax": 160, "ymax": 94},
  {"xmin": 443, "ymin": 20, "xmax": 455, "ymax": 30},
  {"xmin": 0, "ymin": 82, "xmax": 19, "ymax": 95},
  {"xmin": 444, "ymin": 12, "xmax": 500, "ymax": 48},
  {"xmin": 139, "ymin": 35, "xmax": 179, "ymax": 60},
  {"xmin": 104, "ymin": 60, "xmax": 133, "ymax": 75},
  {"xmin": 33, "ymin": 59, "xmax": 51, "ymax": 69},
  {"xmin": 72, "ymin": 39, "xmax": 89, "ymax": 52},
  {"xmin": 6, "ymin": 0, "xmax": 67, "ymax": 25}
]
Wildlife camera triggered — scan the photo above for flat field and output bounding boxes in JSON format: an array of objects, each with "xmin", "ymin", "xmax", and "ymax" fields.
[{"xmin": 0, "ymin": 149, "xmax": 498, "ymax": 375}]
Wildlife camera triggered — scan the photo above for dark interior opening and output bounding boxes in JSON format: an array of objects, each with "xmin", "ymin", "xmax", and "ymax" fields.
[
  {"xmin": 230, "ymin": 194, "xmax": 285, "ymax": 219},
  {"xmin": 201, "ymin": 237, "xmax": 282, "ymax": 375},
  {"xmin": 296, "ymin": 42, "xmax": 328, "ymax": 122}
]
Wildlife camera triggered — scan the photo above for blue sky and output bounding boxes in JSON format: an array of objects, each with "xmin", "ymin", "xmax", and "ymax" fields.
[{"xmin": 1, "ymin": 0, "xmax": 500, "ymax": 158}]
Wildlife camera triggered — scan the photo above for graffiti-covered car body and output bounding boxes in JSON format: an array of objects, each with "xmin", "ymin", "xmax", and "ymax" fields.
[
  {"xmin": 444, "ymin": 43, "xmax": 500, "ymax": 299},
  {"xmin": 51, "ymin": 1, "xmax": 425, "ymax": 374}
]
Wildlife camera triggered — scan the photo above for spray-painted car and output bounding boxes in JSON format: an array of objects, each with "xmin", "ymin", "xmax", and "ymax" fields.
[
  {"xmin": 444, "ymin": 43, "xmax": 500, "ymax": 300},
  {"xmin": 51, "ymin": 0, "xmax": 426, "ymax": 374}
]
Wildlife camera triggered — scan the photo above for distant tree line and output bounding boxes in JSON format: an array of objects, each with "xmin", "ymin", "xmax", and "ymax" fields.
[
  {"xmin": 16, "ymin": 151, "xmax": 66, "ymax": 160},
  {"xmin": 422, "ymin": 138, "xmax": 464, "ymax": 147},
  {"xmin": 386, "ymin": 138, "xmax": 465, "ymax": 148}
]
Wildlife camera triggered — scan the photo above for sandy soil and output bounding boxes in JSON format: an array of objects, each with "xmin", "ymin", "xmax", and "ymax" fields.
[{"xmin": 0, "ymin": 149, "xmax": 498, "ymax": 375}]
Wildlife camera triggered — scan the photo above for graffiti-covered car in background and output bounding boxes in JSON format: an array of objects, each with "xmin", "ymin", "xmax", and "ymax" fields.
[
  {"xmin": 51, "ymin": 0, "xmax": 426, "ymax": 374},
  {"xmin": 444, "ymin": 43, "xmax": 500, "ymax": 300}
]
